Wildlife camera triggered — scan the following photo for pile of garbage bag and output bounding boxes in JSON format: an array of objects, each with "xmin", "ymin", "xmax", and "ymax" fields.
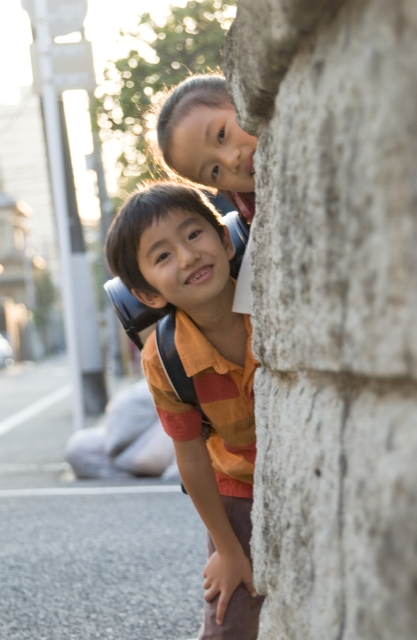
[{"xmin": 65, "ymin": 379, "xmax": 179, "ymax": 481}]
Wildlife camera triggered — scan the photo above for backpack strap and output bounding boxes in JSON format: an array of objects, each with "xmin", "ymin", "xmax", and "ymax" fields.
[
  {"xmin": 155, "ymin": 310, "xmax": 196, "ymax": 405},
  {"xmin": 155, "ymin": 309, "xmax": 212, "ymax": 440},
  {"xmin": 156, "ymin": 310, "xmax": 212, "ymax": 496}
]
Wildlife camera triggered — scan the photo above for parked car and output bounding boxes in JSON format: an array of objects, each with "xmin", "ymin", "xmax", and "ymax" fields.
[{"xmin": 0, "ymin": 334, "xmax": 14, "ymax": 368}]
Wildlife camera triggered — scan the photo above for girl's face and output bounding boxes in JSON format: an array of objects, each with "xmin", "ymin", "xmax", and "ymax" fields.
[{"xmin": 169, "ymin": 105, "xmax": 257, "ymax": 193}]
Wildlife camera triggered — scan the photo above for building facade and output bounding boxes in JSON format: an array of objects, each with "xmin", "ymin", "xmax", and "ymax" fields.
[{"xmin": 0, "ymin": 86, "xmax": 58, "ymax": 277}]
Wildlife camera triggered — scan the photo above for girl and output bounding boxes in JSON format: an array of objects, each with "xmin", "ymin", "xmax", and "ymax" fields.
[{"xmin": 152, "ymin": 74, "xmax": 258, "ymax": 313}]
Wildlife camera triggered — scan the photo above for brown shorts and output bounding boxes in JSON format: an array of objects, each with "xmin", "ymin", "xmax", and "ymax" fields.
[{"xmin": 197, "ymin": 496, "xmax": 265, "ymax": 640}]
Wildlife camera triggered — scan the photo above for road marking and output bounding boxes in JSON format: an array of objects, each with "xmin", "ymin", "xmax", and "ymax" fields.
[
  {"xmin": 0, "ymin": 384, "xmax": 72, "ymax": 437},
  {"xmin": 0, "ymin": 462, "xmax": 70, "ymax": 474},
  {"xmin": 0, "ymin": 484, "xmax": 182, "ymax": 498}
]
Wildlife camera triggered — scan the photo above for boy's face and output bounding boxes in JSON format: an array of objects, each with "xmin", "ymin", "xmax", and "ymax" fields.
[
  {"xmin": 135, "ymin": 208, "xmax": 235, "ymax": 313},
  {"xmin": 169, "ymin": 106, "xmax": 257, "ymax": 193}
]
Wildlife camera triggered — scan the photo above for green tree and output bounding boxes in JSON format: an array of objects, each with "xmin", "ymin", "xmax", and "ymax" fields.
[
  {"xmin": 93, "ymin": 0, "xmax": 236, "ymax": 196},
  {"xmin": 33, "ymin": 267, "xmax": 56, "ymax": 331},
  {"xmin": 32, "ymin": 267, "xmax": 59, "ymax": 354}
]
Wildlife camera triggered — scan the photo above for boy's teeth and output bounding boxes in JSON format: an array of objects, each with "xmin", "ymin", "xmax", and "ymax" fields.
[{"xmin": 189, "ymin": 267, "xmax": 209, "ymax": 283}]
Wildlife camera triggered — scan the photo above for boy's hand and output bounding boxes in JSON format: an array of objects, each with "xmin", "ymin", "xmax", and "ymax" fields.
[
  {"xmin": 202, "ymin": 548, "xmax": 258, "ymax": 625},
  {"xmin": 174, "ymin": 437, "xmax": 258, "ymax": 625}
]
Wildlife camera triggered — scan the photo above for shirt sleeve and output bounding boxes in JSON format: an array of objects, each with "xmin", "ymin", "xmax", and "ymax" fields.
[{"xmin": 141, "ymin": 331, "xmax": 202, "ymax": 441}]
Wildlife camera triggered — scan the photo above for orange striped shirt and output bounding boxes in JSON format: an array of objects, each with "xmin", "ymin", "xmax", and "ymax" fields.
[{"xmin": 141, "ymin": 310, "xmax": 258, "ymax": 498}]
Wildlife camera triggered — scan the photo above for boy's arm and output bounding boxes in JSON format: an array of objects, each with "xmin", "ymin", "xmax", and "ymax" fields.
[{"xmin": 173, "ymin": 436, "xmax": 258, "ymax": 625}]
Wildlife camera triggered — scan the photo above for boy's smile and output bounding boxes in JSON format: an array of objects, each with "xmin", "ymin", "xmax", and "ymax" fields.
[
  {"xmin": 185, "ymin": 264, "xmax": 213, "ymax": 285},
  {"xmin": 169, "ymin": 106, "xmax": 257, "ymax": 193},
  {"xmin": 136, "ymin": 208, "xmax": 235, "ymax": 313}
]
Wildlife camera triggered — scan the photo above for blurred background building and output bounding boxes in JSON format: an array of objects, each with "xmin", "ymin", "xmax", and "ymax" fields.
[
  {"xmin": 0, "ymin": 87, "xmax": 57, "ymax": 272},
  {"xmin": 0, "ymin": 86, "xmax": 62, "ymax": 362}
]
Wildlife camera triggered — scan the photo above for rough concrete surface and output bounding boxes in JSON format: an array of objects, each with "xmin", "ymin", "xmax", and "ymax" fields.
[
  {"xmin": 223, "ymin": 0, "xmax": 417, "ymax": 638},
  {"xmin": 223, "ymin": 0, "xmax": 343, "ymax": 136},
  {"xmin": 251, "ymin": 0, "xmax": 417, "ymax": 379},
  {"xmin": 253, "ymin": 369, "xmax": 417, "ymax": 639}
]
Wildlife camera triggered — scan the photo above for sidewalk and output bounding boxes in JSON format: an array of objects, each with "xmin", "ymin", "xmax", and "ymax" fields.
[{"xmin": 0, "ymin": 353, "xmax": 141, "ymax": 491}]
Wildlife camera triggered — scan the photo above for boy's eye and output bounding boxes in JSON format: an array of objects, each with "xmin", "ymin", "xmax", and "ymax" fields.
[
  {"xmin": 189, "ymin": 229, "xmax": 202, "ymax": 240},
  {"xmin": 211, "ymin": 165, "xmax": 219, "ymax": 181},
  {"xmin": 155, "ymin": 251, "xmax": 170, "ymax": 264},
  {"xmin": 218, "ymin": 127, "xmax": 225, "ymax": 143}
]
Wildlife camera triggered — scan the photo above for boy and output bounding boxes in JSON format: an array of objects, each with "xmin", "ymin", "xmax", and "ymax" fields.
[{"xmin": 105, "ymin": 182, "xmax": 264, "ymax": 639}]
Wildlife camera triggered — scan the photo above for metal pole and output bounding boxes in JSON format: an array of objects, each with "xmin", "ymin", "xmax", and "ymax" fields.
[
  {"xmin": 89, "ymin": 124, "xmax": 124, "ymax": 377},
  {"xmin": 33, "ymin": 0, "xmax": 84, "ymax": 430},
  {"xmin": 57, "ymin": 97, "xmax": 107, "ymax": 414}
]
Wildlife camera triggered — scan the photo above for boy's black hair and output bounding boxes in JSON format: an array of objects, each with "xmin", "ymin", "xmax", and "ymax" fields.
[
  {"xmin": 105, "ymin": 182, "xmax": 225, "ymax": 296},
  {"xmin": 155, "ymin": 74, "xmax": 232, "ymax": 172}
]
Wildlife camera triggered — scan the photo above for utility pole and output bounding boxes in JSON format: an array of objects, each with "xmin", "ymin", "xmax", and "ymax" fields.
[
  {"xmin": 30, "ymin": 0, "xmax": 84, "ymax": 429},
  {"xmin": 57, "ymin": 97, "xmax": 107, "ymax": 412},
  {"xmin": 25, "ymin": 0, "xmax": 108, "ymax": 424},
  {"xmin": 87, "ymin": 126, "xmax": 124, "ymax": 378}
]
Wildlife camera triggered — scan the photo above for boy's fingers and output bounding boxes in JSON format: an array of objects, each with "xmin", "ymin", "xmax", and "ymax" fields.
[
  {"xmin": 244, "ymin": 576, "xmax": 258, "ymax": 597},
  {"xmin": 216, "ymin": 592, "xmax": 232, "ymax": 626},
  {"xmin": 203, "ymin": 585, "xmax": 219, "ymax": 603}
]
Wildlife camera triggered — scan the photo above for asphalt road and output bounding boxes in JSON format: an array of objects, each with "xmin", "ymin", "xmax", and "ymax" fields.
[{"xmin": 0, "ymin": 358, "xmax": 206, "ymax": 640}]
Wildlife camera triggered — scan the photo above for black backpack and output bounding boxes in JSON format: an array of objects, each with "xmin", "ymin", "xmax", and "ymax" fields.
[{"xmin": 104, "ymin": 210, "xmax": 249, "ymax": 418}]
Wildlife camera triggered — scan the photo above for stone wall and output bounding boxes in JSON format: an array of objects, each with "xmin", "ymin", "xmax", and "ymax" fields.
[{"xmin": 223, "ymin": 1, "xmax": 417, "ymax": 638}]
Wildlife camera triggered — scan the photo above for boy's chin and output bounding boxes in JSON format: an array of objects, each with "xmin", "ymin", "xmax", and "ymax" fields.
[{"xmin": 183, "ymin": 277, "xmax": 235, "ymax": 308}]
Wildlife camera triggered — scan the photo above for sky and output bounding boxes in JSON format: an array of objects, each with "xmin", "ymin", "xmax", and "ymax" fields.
[{"xmin": 0, "ymin": 0, "xmax": 188, "ymax": 219}]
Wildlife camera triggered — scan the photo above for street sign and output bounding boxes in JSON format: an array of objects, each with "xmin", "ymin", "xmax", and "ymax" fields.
[
  {"xmin": 22, "ymin": 0, "xmax": 88, "ymax": 37},
  {"xmin": 30, "ymin": 40, "xmax": 96, "ymax": 94}
]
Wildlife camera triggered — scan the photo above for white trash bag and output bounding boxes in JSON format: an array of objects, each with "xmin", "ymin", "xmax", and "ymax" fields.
[
  {"xmin": 65, "ymin": 426, "xmax": 128, "ymax": 479},
  {"xmin": 105, "ymin": 378, "xmax": 158, "ymax": 457},
  {"xmin": 161, "ymin": 460, "xmax": 181, "ymax": 482},
  {"xmin": 114, "ymin": 418, "xmax": 175, "ymax": 477},
  {"xmin": 66, "ymin": 380, "xmax": 177, "ymax": 480}
]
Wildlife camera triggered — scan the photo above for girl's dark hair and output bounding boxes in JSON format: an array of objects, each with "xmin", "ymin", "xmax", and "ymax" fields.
[
  {"xmin": 105, "ymin": 182, "xmax": 225, "ymax": 296},
  {"xmin": 155, "ymin": 74, "xmax": 232, "ymax": 172}
]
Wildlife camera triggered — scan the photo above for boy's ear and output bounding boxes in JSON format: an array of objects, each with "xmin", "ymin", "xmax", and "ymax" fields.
[
  {"xmin": 222, "ymin": 226, "xmax": 236, "ymax": 261},
  {"xmin": 132, "ymin": 289, "xmax": 168, "ymax": 309}
]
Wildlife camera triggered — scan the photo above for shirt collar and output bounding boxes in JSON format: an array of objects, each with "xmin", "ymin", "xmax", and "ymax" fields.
[{"xmin": 174, "ymin": 308, "xmax": 256, "ymax": 378}]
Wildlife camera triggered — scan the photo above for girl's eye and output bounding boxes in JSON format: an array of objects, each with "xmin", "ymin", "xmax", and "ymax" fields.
[
  {"xmin": 211, "ymin": 165, "xmax": 219, "ymax": 181},
  {"xmin": 155, "ymin": 252, "xmax": 170, "ymax": 264},
  {"xmin": 218, "ymin": 127, "xmax": 225, "ymax": 143}
]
